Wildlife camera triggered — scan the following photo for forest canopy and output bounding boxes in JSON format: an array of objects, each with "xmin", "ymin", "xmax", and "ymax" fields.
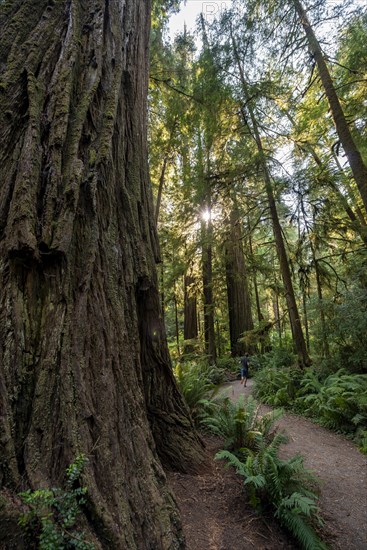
[{"xmin": 149, "ymin": 0, "xmax": 367, "ymax": 373}]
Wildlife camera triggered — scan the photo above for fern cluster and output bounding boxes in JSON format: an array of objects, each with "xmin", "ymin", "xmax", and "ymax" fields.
[
  {"xmin": 217, "ymin": 433, "xmax": 327, "ymax": 550},
  {"xmin": 19, "ymin": 454, "xmax": 94, "ymax": 550},
  {"xmin": 254, "ymin": 365, "xmax": 367, "ymax": 452},
  {"xmin": 200, "ymin": 394, "xmax": 283, "ymax": 452},
  {"xmin": 174, "ymin": 360, "xmax": 220, "ymax": 420}
]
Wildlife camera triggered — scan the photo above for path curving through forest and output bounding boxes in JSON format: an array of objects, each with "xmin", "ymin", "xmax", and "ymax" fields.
[
  {"xmin": 168, "ymin": 379, "xmax": 367, "ymax": 549},
  {"xmin": 220, "ymin": 380, "xmax": 367, "ymax": 549}
]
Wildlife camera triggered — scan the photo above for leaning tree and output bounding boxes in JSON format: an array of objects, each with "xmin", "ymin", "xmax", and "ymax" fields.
[{"xmin": 0, "ymin": 0, "xmax": 204, "ymax": 547}]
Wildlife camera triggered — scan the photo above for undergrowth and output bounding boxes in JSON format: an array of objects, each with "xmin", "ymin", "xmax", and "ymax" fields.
[
  {"xmin": 19, "ymin": 454, "xmax": 94, "ymax": 549},
  {"xmin": 254, "ymin": 365, "xmax": 367, "ymax": 453},
  {"xmin": 208, "ymin": 397, "xmax": 327, "ymax": 550}
]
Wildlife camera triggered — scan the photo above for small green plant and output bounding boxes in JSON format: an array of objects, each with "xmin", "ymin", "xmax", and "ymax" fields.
[
  {"xmin": 217, "ymin": 432, "xmax": 327, "ymax": 550},
  {"xmin": 19, "ymin": 454, "xmax": 94, "ymax": 550}
]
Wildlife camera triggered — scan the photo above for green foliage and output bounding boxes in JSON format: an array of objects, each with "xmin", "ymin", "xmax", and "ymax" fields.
[
  {"xmin": 200, "ymin": 394, "xmax": 283, "ymax": 452},
  {"xmin": 321, "ymin": 286, "xmax": 367, "ymax": 373},
  {"xmin": 174, "ymin": 360, "xmax": 218, "ymax": 419},
  {"xmin": 19, "ymin": 455, "xmax": 93, "ymax": 550},
  {"xmin": 255, "ymin": 364, "xmax": 367, "ymax": 444},
  {"xmin": 254, "ymin": 366, "xmax": 303, "ymax": 407},
  {"xmin": 296, "ymin": 369, "xmax": 367, "ymax": 435},
  {"xmin": 216, "ymin": 434, "xmax": 326, "ymax": 550}
]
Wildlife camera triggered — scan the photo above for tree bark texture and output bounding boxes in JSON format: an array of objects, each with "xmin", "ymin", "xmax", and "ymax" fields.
[
  {"xmin": 292, "ymin": 0, "xmax": 367, "ymax": 213},
  {"xmin": 225, "ymin": 208, "xmax": 254, "ymax": 356},
  {"xmin": 0, "ymin": 1, "xmax": 203, "ymax": 547}
]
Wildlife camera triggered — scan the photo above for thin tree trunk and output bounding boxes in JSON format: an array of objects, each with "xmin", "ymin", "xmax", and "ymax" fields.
[
  {"xmin": 155, "ymin": 155, "xmax": 168, "ymax": 225},
  {"xmin": 248, "ymin": 222, "xmax": 264, "ymax": 323},
  {"xmin": 0, "ymin": 1, "xmax": 203, "ymax": 547},
  {"xmin": 174, "ymin": 282, "xmax": 180, "ymax": 355},
  {"xmin": 231, "ymin": 31, "xmax": 311, "ymax": 367},
  {"xmin": 273, "ymin": 292, "xmax": 282, "ymax": 344},
  {"xmin": 312, "ymin": 248, "xmax": 330, "ymax": 358},
  {"xmin": 302, "ymin": 291, "xmax": 310, "ymax": 352},
  {"xmin": 293, "ymin": 0, "xmax": 367, "ymax": 212}
]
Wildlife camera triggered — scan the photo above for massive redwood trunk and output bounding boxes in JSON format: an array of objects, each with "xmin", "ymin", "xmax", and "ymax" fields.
[{"xmin": 0, "ymin": 1, "xmax": 203, "ymax": 547}]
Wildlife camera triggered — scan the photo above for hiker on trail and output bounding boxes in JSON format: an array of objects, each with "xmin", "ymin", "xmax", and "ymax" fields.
[{"xmin": 240, "ymin": 353, "xmax": 250, "ymax": 387}]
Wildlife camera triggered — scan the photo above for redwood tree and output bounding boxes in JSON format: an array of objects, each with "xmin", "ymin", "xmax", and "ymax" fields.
[
  {"xmin": 0, "ymin": 0, "xmax": 203, "ymax": 547},
  {"xmin": 225, "ymin": 206, "xmax": 254, "ymax": 356}
]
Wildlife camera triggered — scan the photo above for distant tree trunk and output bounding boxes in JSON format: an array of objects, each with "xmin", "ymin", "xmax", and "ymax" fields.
[
  {"xmin": 312, "ymin": 249, "xmax": 330, "ymax": 359},
  {"xmin": 292, "ymin": 0, "xmax": 367, "ymax": 212},
  {"xmin": 173, "ymin": 282, "xmax": 181, "ymax": 355},
  {"xmin": 0, "ymin": 1, "xmax": 203, "ymax": 547},
  {"xmin": 201, "ymin": 215, "xmax": 217, "ymax": 363},
  {"xmin": 184, "ymin": 271, "xmax": 198, "ymax": 353},
  {"xmin": 248, "ymin": 226, "xmax": 264, "ymax": 324},
  {"xmin": 231, "ymin": 31, "xmax": 311, "ymax": 368},
  {"xmin": 155, "ymin": 155, "xmax": 168, "ymax": 225},
  {"xmin": 225, "ymin": 207, "xmax": 254, "ymax": 356},
  {"xmin": 273, "ymin": 292, "xmax": 282, "ymax": 344},
  {"xmin": 302, "ymin": 291, "xmax": 310, "ymax": 352},
  {"xmin": 198, "ymin": 140, "xmax": 216, "ymax": 364}
]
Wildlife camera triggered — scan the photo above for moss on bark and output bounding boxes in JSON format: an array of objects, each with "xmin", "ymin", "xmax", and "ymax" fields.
[{"xmin": 0, "ymin": 1, "xmax": 204, "ymax": 547}]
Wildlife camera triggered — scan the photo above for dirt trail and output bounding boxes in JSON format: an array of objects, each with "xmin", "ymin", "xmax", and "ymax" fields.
[
  {"xmin": 168, "ymin": 378, "xmax": 367, "ymax": 549},
  {"xmin": 220, "ymin": 380, "xmax": 367, "ymax": 549}
]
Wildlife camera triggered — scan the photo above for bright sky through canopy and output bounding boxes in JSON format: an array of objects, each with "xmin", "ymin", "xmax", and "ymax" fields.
[{"xmin": 168, "ymin": 1, "xmax": 233, "ymax": 41}]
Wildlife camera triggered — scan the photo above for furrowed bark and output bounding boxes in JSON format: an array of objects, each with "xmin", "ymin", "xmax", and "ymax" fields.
[{"xmin": 0, "ymin": 1, "xmax": 203, "ymax": 547}]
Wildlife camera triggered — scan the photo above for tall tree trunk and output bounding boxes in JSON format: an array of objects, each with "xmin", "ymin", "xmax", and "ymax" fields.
[
  {"xmin": 273, "ymin": 291, "xmax": 282, "ymax": 344},
  {"xmin": 292, "ymin": 0, "xmax": 367, "ymax": 212},
  {"xmin": 183, "ymin": 271, "xmax": 198, "ymax": 353},
  {"xmin": 155, "ymin": 155, "xmax": 168, "ymax": 225},
  {"xmin": 248, "ymin": 225, "xmax": 264, "ymax": 324},
  {"xmin": 225, "ymin": 207, "xmax": 254, "ymax": 356},
  {"xmin": 0, "ymin": 1, "xmax": 203, "ymax": 547},
  {"xmin": 173, "ymin": 282, "xmax": 181, "ymax": 355},
  {"xmin": 311, "ymin": 247, "xmax": 330, "ymax": 359},
  {"xmin": 231, "ymin": 31, "xmax": 311, "ymax": 367},
  {"xmin": 201, "ymin": 215, "xmax": 217, "ymax": 364}
]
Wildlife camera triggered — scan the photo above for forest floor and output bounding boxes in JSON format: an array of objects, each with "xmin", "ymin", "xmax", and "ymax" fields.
[{"xmin": 167, "ymin": 379, "xmax": 367, "ymax": 549}]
